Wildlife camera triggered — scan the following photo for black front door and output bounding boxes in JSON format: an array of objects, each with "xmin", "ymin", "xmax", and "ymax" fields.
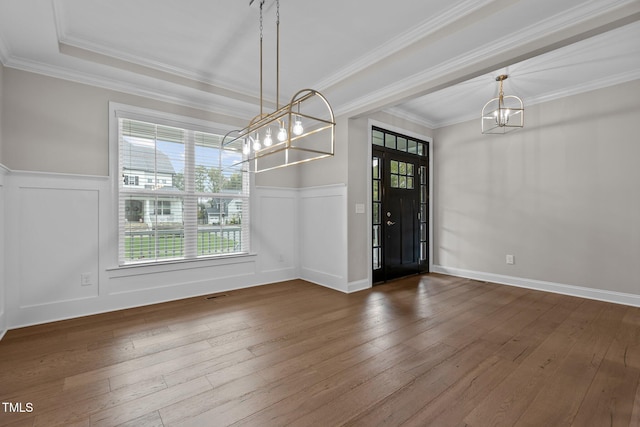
[{"xmin": 373, "ymin": 144, "xmax": 428, "ymax": 283}]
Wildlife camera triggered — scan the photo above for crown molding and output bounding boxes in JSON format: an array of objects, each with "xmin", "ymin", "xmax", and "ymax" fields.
[
  {"xmin": 2, "ymin": 55, "xmax": 257, "ymax": 121},
  {"xmin": 313, "ymin": 0, "xmax": 495, "ymax": 92},
  {"xmin": 380, "ymin": 107, "xmax": 437, "ymax": 130},
  {"xmin": 335, "ymin": 0, "xmax": 640, "ymax": 118},
  {"xmin": 418, "ymin": 69, "xmax": 640, "ymax": 129}
]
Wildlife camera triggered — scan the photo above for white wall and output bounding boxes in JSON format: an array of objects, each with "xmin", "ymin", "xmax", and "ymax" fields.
[
  {"xmin": 433, "ymin": 79, "xmax": 640, "ymax": 306},
  {"xmin": 3, "ymin": 171, "xmax": 303, "ymax": 328},
  {"xmin": 0, "ymin": 166, "xmax": 7, "ymax": 338},
  {"xmin": 0, "ymin": 67, "xmax": 349, "ymax": 330},
  {"xmin": 298, "ymin": 184, "xmax": 348, "ymax": 292}
]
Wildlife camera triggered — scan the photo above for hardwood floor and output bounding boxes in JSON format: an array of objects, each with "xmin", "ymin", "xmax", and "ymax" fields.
[{"xmin": 0, "ymin": 274, "xmax": 639, "ymax": 426}]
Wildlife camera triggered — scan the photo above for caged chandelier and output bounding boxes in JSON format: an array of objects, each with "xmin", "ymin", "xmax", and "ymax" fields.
[
  {"xmin": 222, "ymin": 0, "xmax": 336, "ymax": 173},
  {"xmin": 481, "ymin": 74, "xmax": 524, "ymax": 134}
]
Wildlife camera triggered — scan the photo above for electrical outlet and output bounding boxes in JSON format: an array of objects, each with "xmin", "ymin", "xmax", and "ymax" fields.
[
  {"xmin": 506, "ymin": 255, "xmax": 515, "ymax": 265},
  {"xmin": 80, "ymin": 273, "xmax": 92, "ymax": 286}
]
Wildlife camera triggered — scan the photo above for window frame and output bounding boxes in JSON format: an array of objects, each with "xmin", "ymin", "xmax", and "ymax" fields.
[{"xmin": 109, "ymin": 102, "xmax": 252, "ymax": 267}]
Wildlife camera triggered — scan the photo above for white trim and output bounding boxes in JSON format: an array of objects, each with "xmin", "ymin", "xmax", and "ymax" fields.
[
  {"xmin": 347, "ymin": 279, "xmax": 370, "ymax": 294},
  {"xmin": 403, "ymin": 68, "xmax": 640, "ymax": 129},
  {"xmin": 335, "ymin": 0, "xmax": 640, "ymax": 118},
  {"xmin": 108, "ymin": 102, "xmax": 251, "ymax": 267},
  {"xmin": 366, "ymin": 119, "xmax": 434, "ymax": 284},
  {"xmin": 298, "ymin": 184, "xmax": 348, "ymax": 292},
  {"xmin": 432, "ymin": 265, "xmax": 640, "ymax": 308},
  {"xmin": 314, "ymin": 0, "xmax": 495, "ymax": 91}
]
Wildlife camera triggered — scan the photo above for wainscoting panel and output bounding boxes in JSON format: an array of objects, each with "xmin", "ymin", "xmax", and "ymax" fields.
[
  {"xmin": 254, "ymin": 187, "xmax": 298, "ymax": 279},
  {"xmin": 298, "ymin": 185, "xmax": 348, "ymax": 292},
  {"xmin": 18, "ymin": 187, "xmax": 100, "ymax": 307},
  {"xmin": 4, "ymin": 173, "xmax": 329, "ymax": 329}
]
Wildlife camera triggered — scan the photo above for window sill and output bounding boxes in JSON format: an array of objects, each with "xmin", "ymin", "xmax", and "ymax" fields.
[{"xmin": 106, "ymin": 253, "xmax": 257, "ymax": 278}]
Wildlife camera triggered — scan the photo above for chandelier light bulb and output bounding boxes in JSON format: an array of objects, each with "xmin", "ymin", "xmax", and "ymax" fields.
[
  {"xmin": 277, "ymin": 125, "xmax": 287, "ymax": 142},
  {"xmin": 243, "ymin": 139, "xmax": 250, "ymax": 155},
  {"xmin": 264, "ymin": 128, "xmax": 273, "ymax": 146},
  {"xmin": 253, "ymin": 133, "xmax": 262, "ymax": 151},
  {"xmin": 293, "ymin": 116, "xmax": 304, "ymax": 136}
]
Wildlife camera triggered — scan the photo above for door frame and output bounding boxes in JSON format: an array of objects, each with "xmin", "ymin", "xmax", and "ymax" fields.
[{"xmin": 367, "ymin": 120, "xmax": 433, "ymax": 285}]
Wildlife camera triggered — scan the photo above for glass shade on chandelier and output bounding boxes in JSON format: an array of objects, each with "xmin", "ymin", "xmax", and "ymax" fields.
[
  {"xmin": 221, "ymin": 0, "xmax": 335, "ymax": 173},
  {"xmin": 481, "ymin": 74, "xmax": 524, "ymax": 134}
]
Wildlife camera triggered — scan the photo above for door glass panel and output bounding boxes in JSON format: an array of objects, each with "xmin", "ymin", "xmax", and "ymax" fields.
[
  {"xmin": 373, "ymin": 130, "xmax": 384, "ymax": 146},
  {"xmin": 397, "ymin": 137, "xmax": 407, "ymax": 152},
  {"xmin": 372, "ymin": 127, "xmax": 429, "ymax": 282},
  {"xmin": 408, "ymin": 139, "xmax": 417, "ymax": 154},
  {"xmin": 385, "ymin": 134, "xmax": 396, "ymax": 149}
]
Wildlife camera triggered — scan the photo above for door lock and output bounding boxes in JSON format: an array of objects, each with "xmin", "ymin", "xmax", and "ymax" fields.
[{"xmin": 386, "ymin": 220, "xmax": 396, "ymax": 226}]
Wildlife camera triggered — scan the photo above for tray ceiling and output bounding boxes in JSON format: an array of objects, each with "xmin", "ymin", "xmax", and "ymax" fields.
[{"xmin": 1, "ymin": 0, "xmax": 639, "ymax": 127}]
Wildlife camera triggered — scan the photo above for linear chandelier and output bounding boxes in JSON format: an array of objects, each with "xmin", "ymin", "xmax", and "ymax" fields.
[
  {"xmin": 481, "ymin": 74, "xmax": 524, "ymax": 134},
  {"xmin": 222, "ymin": 0, "xmax": 336, "ymax": 173}
]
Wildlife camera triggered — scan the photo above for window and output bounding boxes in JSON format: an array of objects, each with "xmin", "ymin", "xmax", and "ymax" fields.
[{"xmin": 114, "ymin": 108, "xmax": 249, "ymax": 265}]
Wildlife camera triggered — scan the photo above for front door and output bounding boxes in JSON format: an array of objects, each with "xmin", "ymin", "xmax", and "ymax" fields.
[{"xmin": 372, "ymin": 128, "xmax": 428, "ymax": 283}]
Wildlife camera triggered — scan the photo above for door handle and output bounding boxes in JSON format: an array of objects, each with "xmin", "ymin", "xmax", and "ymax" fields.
[{"xmin": 386, "ymin": 220, "xmax": 396, "ymax": 226}]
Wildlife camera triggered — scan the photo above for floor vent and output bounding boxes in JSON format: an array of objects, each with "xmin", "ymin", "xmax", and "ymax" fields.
[{"xmin": 205, "ymin": 294, "xmax": 228, "ymax": 300}]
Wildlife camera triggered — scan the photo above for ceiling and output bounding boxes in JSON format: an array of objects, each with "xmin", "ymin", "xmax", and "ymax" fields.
[{"xmin": 1, "ymin": 0, "xmax": 639, "ymax": 128}]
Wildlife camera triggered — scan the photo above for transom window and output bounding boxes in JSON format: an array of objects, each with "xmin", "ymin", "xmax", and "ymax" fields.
[
  {"xmin": 372, "ymin": 127, "xmax": 427, "ymax": 157},
  {"xmin": 113, "ymin": 108, "xmax": 249, "ymax": 265}
]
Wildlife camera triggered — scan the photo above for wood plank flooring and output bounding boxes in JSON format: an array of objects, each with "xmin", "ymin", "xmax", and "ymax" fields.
[{"xmin": 1, "ymin": 274, "xmax": 639, "ymax": 426}]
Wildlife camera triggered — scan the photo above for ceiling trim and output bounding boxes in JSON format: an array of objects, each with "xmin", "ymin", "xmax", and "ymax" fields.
[
  {"xmin": 336, "ymin": 0, "xmax": 640, "ymax": 118},
  {"xmin": 2, "ymin": 55, "xmax": 257, "ymax": 122},
  {"xmin": 400, "ymin": 69, "xmax": 640, "ymax": 130},
  {"xmin": 380, "ymin": 107, "xmax": 438, "ymax": 130},
  {"xmin": 313, "ymin": 0, "xmax": 495, "ymax": 92}
]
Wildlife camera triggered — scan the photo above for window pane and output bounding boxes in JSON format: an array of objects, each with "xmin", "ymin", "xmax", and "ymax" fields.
[
  {"xmin": 198, "ymin": 196, "xmax": 244, "ymax": 256},
  {"xmin": 391, "ymin": 175, "xmax": 399, "ymax": 188},
  {"xmin": 372, "ymin": 130, "xmax": 384, "ymax": 146},
  {"xmin": 399, "ymin": 162, "xmax": 406, "ymax": 175},
  {"xmin": 397, "ymin": 137, "xmax": 407, "ymax": 152},
  {"xmin": 407, "ymin": 177, "xmax": 414, "ymax": 189},
  {"xmin": 385, "ymin": 134, "xmax": 396, "ymax": 149},
  {"xmin": 373, "ymin": 203, "xmax": 380, "ymax": 224},
  {"xmin": 408, "ymin": 139, "xmax": 418, "ymax": 154},
  {"xmin": 390, "ymin": 160, "xmax": 398, "ymax": 173},
  {"xmin": 372, "ymin": 157, "xmax": 380, "ymax": 179},
  {"xmin": 118, "ymin": 116, "xmax": 249, "ymax": 265},
  {"xmin": 373, "ymin": 225, "xmax": 380, "ymax": 246},
  {"xmin": 373, "ymin": 181, "xmax": 380, "ymax": 201},
  {"xmin": 399, "ymin": 176, "xmax": 407, "ymax": 189},
  {"xmin": 373, "ymin": 247, "xmax": 381, "ymax": 270},
  {"xmin": 123, "ymin": 196, "xmax": 184, "ymax": 262}
]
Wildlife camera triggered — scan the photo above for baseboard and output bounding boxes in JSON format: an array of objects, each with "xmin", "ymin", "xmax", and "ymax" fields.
[
  {"xmin": 347, "ymin": 278, "xmax": 371, "ymax": 293},
  {"xmin": 432, "ymin": 265, "xmax": 640, "ymax": 307}
]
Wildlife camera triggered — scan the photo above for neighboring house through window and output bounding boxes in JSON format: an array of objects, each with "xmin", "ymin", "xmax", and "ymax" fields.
[{"xmin": 112, "ymin": 104, "xmax": 250, "ymax": 265}]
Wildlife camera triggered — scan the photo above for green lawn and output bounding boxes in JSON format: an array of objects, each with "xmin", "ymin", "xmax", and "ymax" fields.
[{"xmin": 124, "ymin": 230, "xmax": 239, "ymax": 261}]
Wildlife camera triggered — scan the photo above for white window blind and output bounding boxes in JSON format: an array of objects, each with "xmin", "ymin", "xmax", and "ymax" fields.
[{"xmin": 117, "ymin": 116, "xmax": 249, "ymax": 265}]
